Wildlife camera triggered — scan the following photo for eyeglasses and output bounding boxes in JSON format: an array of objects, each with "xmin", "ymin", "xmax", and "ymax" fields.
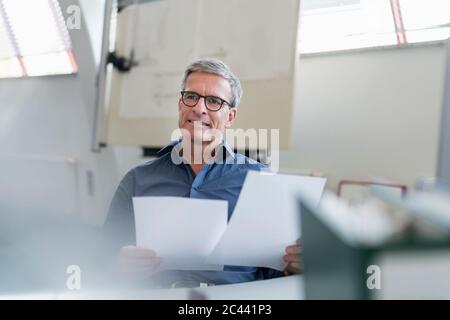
[{"xmin": 180, "ymin": 91, "xmax": 232, "ymax": 112}]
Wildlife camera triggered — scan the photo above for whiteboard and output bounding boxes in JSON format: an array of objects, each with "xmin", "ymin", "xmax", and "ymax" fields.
[{"xmin": 107, "ymin": 0, "xmax": 301, "ymax": 149}]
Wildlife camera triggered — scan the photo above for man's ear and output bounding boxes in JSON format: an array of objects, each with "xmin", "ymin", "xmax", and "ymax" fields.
[
  {"xmin": 178, "ymin": 98, "xmax": 183, "ymax": 112},
  {"xmin": 225, "ymin": 108, "xmax": 237, "ymax": 128}
]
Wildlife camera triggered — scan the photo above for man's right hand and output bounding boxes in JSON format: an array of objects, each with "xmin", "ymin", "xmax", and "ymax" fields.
[{"xmin": 119, "ymin": 245, "xmax": 161, "ymax": 280}]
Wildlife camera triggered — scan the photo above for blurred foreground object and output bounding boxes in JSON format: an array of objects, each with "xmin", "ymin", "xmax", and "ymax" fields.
[{"xmin": 299, "ymin": 180, "xmax": 450, "ymax": 299}]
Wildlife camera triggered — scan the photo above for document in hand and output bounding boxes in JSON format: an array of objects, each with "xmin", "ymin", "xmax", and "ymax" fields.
[
  {"xmin": 132, "ymin": 196, "xmax": 227, "ymax": 271},
  {"xmin": 206, "ymin": 171, "xmax": 326, "ymax": 271}
]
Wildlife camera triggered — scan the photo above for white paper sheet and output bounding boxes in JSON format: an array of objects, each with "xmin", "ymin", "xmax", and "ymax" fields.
[
  {"xmin": 133, "ymin": 196, "xmax": 227, "ymax": 271},
  {"xmin": 206, "ymin": 171, "xmax": 326, "ymax": 271}
]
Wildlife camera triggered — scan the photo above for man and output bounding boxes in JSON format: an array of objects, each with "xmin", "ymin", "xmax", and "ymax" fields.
[{"xmin": 105, "ymin": 58, "xmax": 301, "ymax": 288}]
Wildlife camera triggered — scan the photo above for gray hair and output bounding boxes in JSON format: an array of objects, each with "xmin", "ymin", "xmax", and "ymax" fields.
[{"xmin": 181, "ymin": 58, "xmax": 243, "ymax": 108}]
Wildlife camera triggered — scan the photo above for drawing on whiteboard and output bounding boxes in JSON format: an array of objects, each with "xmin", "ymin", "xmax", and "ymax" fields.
[{"xmin": 120, "ymin": 66, "xmax": 180, "ymax": 118}]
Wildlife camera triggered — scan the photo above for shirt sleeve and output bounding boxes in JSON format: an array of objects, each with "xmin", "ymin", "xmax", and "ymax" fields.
[
  {"xmin": 260, "ymin": 267, "xmax": 285, "ymax": 279},
  {"xmin": 103, "ymin": 169, "xmax": 137, "ymax": 256}
]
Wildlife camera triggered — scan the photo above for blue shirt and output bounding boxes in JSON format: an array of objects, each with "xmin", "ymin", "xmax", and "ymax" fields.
[{"xmin": 104, "ymin": 141, "xmax": 283, "ymax": 287}]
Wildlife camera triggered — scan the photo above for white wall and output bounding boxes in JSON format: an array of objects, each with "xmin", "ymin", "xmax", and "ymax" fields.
[
  {"xmin": 438, "ymin": 41, "xmax": 450, "ymax": 184},
  {"xmin": 0, "ymin": 76, "xmax": 119, "ymax": 225},
  {"xmin": 0, "ymin": 0, "xmax": 117, "ymax": 226},
  {"xmin": 280, "ymin": 43, "xmax": 446, "ymax": 190},
  {"xmin": 79, "ymin": 0, "xmax": 106, "ymax": 68}
]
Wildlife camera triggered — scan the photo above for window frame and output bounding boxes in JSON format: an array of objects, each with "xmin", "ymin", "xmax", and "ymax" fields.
[
  {"xmin": 299, "ymin": 0, "xmax": 450, "ymax": 56},
  {"xmin": 0, "ymin": 0, "xmax": 78, "ymax": 79}
]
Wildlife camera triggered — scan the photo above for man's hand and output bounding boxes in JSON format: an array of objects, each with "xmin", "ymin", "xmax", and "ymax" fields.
[
  {"xmin": 119, "ymin": 245, "xmax": 161, "ymax": 280},
  {"xmin": 283, "ymin": 241, "xmax": 303, "ymax": 275}
]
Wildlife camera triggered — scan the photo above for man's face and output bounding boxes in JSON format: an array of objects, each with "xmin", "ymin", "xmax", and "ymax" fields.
[{"xmin": 178, "ymin": 72, "xmax": 237, "ymax": 144}]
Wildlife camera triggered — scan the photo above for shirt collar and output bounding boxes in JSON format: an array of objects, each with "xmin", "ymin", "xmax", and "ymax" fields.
[
  {"xmin": 156, "ymin": 139, "xmax": 236, "ymax": 161},
  {"xmin": 156, "ymin": 139, "xmax": 181, "ymax": 158}
]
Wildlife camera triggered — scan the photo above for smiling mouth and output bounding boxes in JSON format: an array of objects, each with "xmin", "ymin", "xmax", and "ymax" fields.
[{"xmin": 187, "ymin": 120, "xmax": 211, "ymax": 127}]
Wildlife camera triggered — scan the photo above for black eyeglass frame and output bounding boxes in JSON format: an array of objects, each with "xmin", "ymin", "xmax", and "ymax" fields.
[{"xmin": 180, "ymin": 90, "xmax": 233, "ymax": 112}]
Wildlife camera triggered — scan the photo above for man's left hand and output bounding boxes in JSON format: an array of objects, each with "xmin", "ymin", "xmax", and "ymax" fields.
[{"xmin": 283, "ymin": 241, "xmax": 303, "ymax": 275}]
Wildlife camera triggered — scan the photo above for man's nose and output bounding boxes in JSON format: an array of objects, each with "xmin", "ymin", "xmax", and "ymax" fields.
[{"xmin": 191, "ymin": 97, "xmax": 207, "ymax": 114}]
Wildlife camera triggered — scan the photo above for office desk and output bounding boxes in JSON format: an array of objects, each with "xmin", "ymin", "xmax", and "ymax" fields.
[
  {"xmin": 57, "ymin": 275, "xmax": 304, "ymax": 300},
  {"xmin": 158, "ymin": 275, "xmax": 303, "ymax": 300}
]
